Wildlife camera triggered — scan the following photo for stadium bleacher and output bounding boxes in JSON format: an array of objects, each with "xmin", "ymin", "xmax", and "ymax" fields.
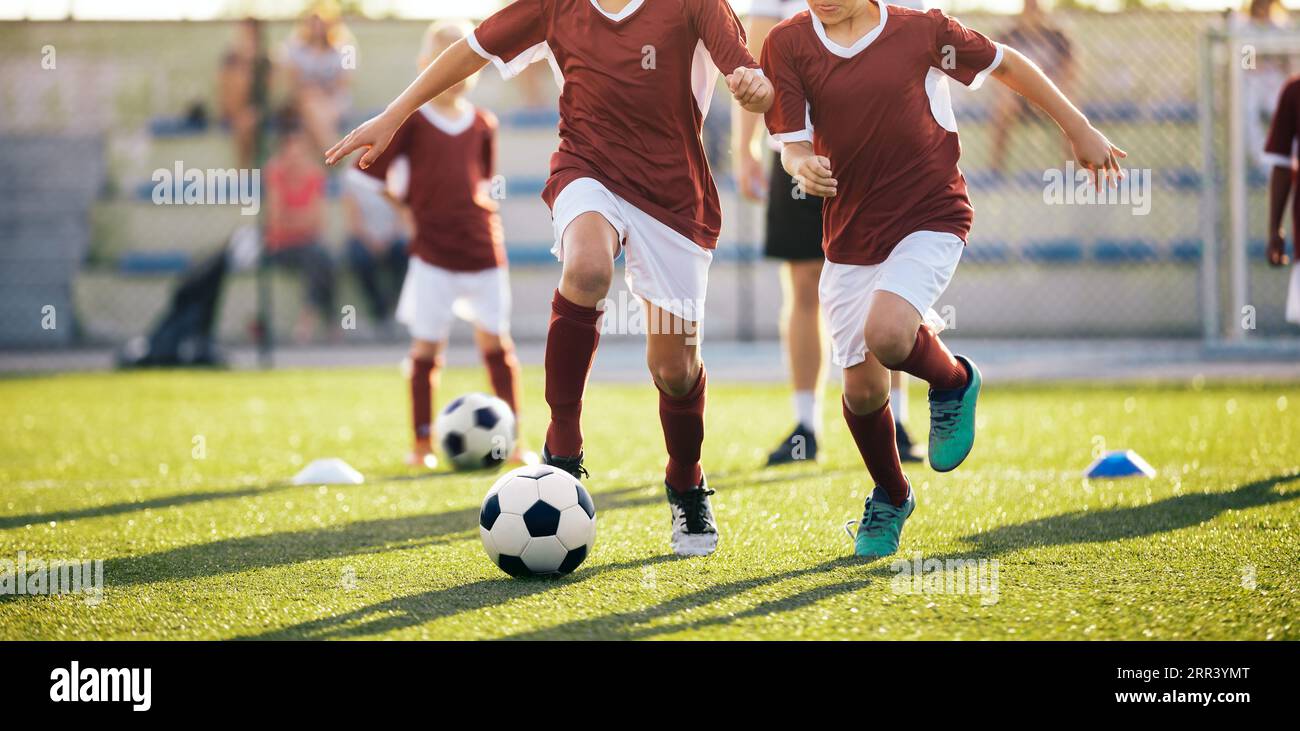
[{"xmin": 2, "ymin": 11, "xmax": 1295, "ymax": 345}]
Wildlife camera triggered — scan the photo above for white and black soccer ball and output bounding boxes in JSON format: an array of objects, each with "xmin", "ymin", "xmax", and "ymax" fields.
[
  {"xmin": 479, "ymin": 465, "xmax": 596, "ymax": 577},
  {"xmin": 435, "ymin": 393, "xmax": 516, "ymax": 470}
]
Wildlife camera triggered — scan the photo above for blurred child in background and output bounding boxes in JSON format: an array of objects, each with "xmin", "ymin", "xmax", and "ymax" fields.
[
  {"xmin": 346, "ymin": 21, "xmax": 532, "ymax": 468},
  {"xmin": 341, "ymin": 173, "xmax": 411, "ymax": 335},
  {"xmin": 264, "ymin": 110, "xmax": 336, "ymax": 344}
]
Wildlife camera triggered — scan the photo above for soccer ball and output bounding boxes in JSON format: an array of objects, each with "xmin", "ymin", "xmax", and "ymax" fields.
[
  {"xmin": 479, "ymin": 464, "xmax": 596, "ymax": 577},
  {"xmin": 435, "ymin": 393, "xmax": 515, "ymax": 470}
]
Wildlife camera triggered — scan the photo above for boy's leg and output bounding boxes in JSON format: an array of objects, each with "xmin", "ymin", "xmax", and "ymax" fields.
[
  {"xmin": 544, "ymin": 213, "xmax": 618, "ymax": 463},
  {"xmin": 890, "ymin": 371, "xmax": 923, "ymax": 462},
  {"xmin": 645, "ymin": 302, "xmax": 716, "ymax": 557},
  {"xmin": 646, "ymin": 303, "xmax": 705, "ymax": 494},
  {"xmin": 408, "ymin": 338, "xmax": 444, "ymax": 468},
  {"xmin": 767, "ymin": 259, "xmax": 826, "ymax": 465},
  {"xmin": 842, "ymin": 354, "xmax": 915, "ymax": 559},
  {"xmin": 866, "ymin": 290, "xmax": 980, "ymax": 472},
  {"xmin": 475, "ymin": 327, "xmax": 536, "ymax": 464},
  {"xmin": 475, "ymin": 328, "xmax": 520, "ymax": 416},
  {"xmin": 842, "ymin": 355, "xmax": 908, "ymax": 505}
]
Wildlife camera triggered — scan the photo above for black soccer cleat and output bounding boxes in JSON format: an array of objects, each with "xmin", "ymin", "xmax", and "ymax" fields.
[
  {"xmin": 666, "ymin": 475, "xmax": 718, "ymax": 557},
  {"xmin": 764, "ymin": 423, "xmax": 819, "ymax": 466},
  {"xmin": 542, "ymin": 444, "xmax": 589, "ymax": 481},
  {"xmin": 895, "ymin": 422, "xmax": 924, "ymax": 463}
]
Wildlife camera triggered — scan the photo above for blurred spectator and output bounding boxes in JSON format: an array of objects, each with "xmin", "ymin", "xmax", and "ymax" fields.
[
  {"xmin": 990, "ymin": 0, "xmax": 1074, "ymax": 172},
  {"xmin": 217, "ymin": 17, "xmax": 265, "ymax": 168},
  {"xmin": 342, "ymin": 172, "xmax": 411, "ymax": 333},
  {"xmin": 264, "ymin": 111, "xmax": 336, "ymax": 343},
  {"xmin": 282, "ymin": 6, "xmax": 353, "ymax": 155}
]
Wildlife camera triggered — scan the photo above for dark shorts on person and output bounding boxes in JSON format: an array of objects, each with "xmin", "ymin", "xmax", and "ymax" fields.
[{"xmin": 763, "ymin": 152, "xmax": 825, "ymax": 261}]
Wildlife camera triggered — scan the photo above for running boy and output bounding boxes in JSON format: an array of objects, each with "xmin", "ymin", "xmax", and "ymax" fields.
[
  {"xmin": 761, "ymin": 0, "xmax": 1125, "ymax": 557},
  {"xmin": 327, "ymin": 1, "xmax": 773, "ymax": 556},
  {"xmin": 347, "ymin": 22, "xmax": 530, "ymax": 469}
]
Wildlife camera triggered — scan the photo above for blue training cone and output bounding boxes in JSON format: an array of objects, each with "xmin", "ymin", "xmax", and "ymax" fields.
[{"xmin": 1084, "ymin": 449, "xmax": 1156, "ymax": 479}]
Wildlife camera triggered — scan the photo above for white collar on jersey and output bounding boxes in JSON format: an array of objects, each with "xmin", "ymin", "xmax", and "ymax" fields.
[
  {"xmin": 810, "ymin": 2, "xmax": 890, "ymax": 59},
  {"xmin": 588, "ymin": 0, "xmax": 644, "ymax": 22},
  {"xmin": 418, "ymin": 103, "xmax": 476, "ymax": 136}
]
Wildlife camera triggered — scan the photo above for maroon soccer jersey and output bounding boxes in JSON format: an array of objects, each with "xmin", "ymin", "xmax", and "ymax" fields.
[
  {"xmin": 762, "ymin": 4, "xmax": 1002, "ymax": 265},
  {"xmin": 1264, "ymin": 75, "xmax": 1300, "ymax": 259},
  {"xmin": 357, "ymin": 104, "xmax": 505, "ymax": 272},
  {"xmin": 469, "ymin": 0, "xmax": 757, "ymax": 250}
]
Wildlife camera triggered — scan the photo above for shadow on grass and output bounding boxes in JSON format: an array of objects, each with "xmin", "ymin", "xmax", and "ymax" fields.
[
  {"xmin": 961, "ymin": 471, "xmax": 1300, "ymax": 553},
  {"xmin": 0, "ymin": 467, "xmax": 847, "ymax": 602},
  {"xmin": 0, "ymin": 471, "xmax": 465, "ymax": 531},
  {"xmin": 238, "ymin": 554, "xmax": 682, "ymax": 640},
  {"xmin": 496, "ymin": 471, "xmax": 1300, "ymax": 640}
]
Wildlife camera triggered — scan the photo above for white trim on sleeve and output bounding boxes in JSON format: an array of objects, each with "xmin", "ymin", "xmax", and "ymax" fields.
[
  {"xmin": 774, "ymin": 130, "xmax": 813, "ymax": 145},
  {"xmin": 1263, "ymin": 151, "xmax": 1298, "ymax": 170},
  {"xmin": 964, "ymin": 42, "xmax": 1004, "ymax": 91},
  {"xmin": 466, "ymin": 30, "xmax": 516, "ymax": 79}
]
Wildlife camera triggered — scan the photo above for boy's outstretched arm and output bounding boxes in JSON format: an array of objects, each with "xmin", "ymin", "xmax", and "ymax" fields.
[
  {"xmin": 991, "ymin": 46, "xmax": 1126, "ymax": 189},
  {"xmin": 325, "ymin": 39, "xmax": 486, "ymax": 168}
]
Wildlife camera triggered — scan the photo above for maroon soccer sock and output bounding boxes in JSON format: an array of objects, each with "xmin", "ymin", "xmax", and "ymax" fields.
[
  {"xmin": 842, "ymin": 397, "xmax": 910, "ymax": 507},
  {"xmin": 891, "ymin": 325, "xmax": 968, "ymax": 391},
  {"xmin": 544, "ymin": 290, "xmax": 601, "ymax": 456},
  {"xmin": 410, "ymin": 356, "xmax": 439, "ymax": 444},
  {"xmin": 659, "ymin": 367, "xmax": 706, "ymax": 494},
  {"xmin": 482, "ymin": 345, "xmax": 521, "ymax": 418}
]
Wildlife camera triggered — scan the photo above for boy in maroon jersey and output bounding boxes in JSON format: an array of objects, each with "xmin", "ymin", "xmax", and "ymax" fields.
[
  {"xmin": 762, "ymin": 0, "xmax": 1125, "ymax": 558},
  {"xmin": 348, "ymin": 22, "xmax": 532, "ymax": 469},
  {"xmin": 327, "ymin": 0, "xmax": 772, "ymax": 557}
]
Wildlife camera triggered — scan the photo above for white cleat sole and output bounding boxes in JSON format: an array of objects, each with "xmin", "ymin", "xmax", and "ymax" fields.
[{"xmin": 671, "ymin": 532, "xmax": 719, "ymax": 557}]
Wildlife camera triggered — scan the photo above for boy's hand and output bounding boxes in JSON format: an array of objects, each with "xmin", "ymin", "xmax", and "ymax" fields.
[
  {"xmin": 326, "ymin": 109, "xmax": 402, "ymax": 168},
  {"xmin": 727, "ymin": 67, "xmax": 773, "ymax": 113},
  {"xmin": 1267, "ymin": 230, "xmax": 1291, "ymax": 267},
  {"xmin": 794, "ymin": 154, "xmax": 836, "ymax": 198},
  {"xmin": 1069, "ymin": 125, "xmax": 1127, "ymax": 191},
  {"xmin": 735, "ymin": 149, "xmax": 768, "ymax": 202}
]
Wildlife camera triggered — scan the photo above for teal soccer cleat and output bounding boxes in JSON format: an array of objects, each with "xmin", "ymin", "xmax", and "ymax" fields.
[
  {"xmin": 850, "ymin": 484, "xmax": 915, "ymax": 559},
  {"xmin": 927, "ymin": 355, "xmax": 981, "ymax": 473}
]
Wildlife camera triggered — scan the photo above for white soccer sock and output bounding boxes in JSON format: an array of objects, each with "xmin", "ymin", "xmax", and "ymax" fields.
[
  {"xmin": 793, "ymin": 390, "xmax": 821, "ymax": 434},
  {"xmin": 891, "ymin": 385, "xmax": 909, "ymax": 425}
]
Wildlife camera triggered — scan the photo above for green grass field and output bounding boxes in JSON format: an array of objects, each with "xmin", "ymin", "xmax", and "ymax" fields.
[{"xmin": 0, "ymin": 366, "xmax": 1296, "ymax": 640}]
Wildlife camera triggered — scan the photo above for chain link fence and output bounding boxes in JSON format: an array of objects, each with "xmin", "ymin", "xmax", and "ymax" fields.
[{"xmin": 1, "ymin": 7, "xmax": 1291, "ymax": 355}]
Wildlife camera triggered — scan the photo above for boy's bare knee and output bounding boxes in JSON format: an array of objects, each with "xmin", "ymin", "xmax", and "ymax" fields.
[
  {"xmin": 837, "ymin": 377, "xmax": 889, "ymax": 413},
  {"xmin": 409, "ymin": 340, "xmax": 443, "ymax": 362},
  {"xmin": 865, "ymin": 324, "xmax": 915, "ymax": 366},
  {"xmin": 561, "ymin": 259, "xmax": 613, "ymax": 301},
  {"xmin": 649, "ymin": 354, "xmax": 700, "ymax": 397}
]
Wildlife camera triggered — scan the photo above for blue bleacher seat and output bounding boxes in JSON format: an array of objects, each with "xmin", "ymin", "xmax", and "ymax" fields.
[
  {"xmin": 1093, "ymin": 238, "xmax": 1157, "ymax": 264},
  {"xmin": 148, "ymin": 116, "xmax": 208, "ymax": 137},
  {"xmin": 1170, "ymin": 239, "xmax": 1202, "ymax": 263},
  {"xmin": 962, "ymin": 242, "xmax": 1011, "ymax": 263},
  {"xmin": 1025, "ymin": 238, "xmax": 1084, "ymax": 263},
  {"xmin": 503, "ymin": 107, "xmax": 561, "ymax": 129},
  {"xmin": 1149, "ymin": 101, "xmax": 1198, "ymax": 124},
  {"xmin": 119, "ymin": 251, "xmax": 193, "ymax": 274}
]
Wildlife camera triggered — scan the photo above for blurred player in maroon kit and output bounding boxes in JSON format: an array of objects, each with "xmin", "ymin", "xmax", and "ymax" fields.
[
  {"xmin": 763, "ymin": 0, "xmax": 1125, "ymax": 558},
  {"xmin": 327, "ymin": 0, "xmax": 772, "ymax": 557},
  {"xmin": 1263, "ymin": 73, "xmax": 1300, "ymax": 324},
  {"xmin": 348, "ymin": 22, "xmax": 533, "ymax": 469}
]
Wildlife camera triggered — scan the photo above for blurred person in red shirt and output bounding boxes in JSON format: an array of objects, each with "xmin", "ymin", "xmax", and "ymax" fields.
[{"xmin": 265, "ymin": 111, "xmax": 336, "ymax": 344}]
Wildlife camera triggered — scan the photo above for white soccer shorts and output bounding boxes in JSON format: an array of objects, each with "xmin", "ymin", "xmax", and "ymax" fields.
[
  {"xmin": 395, "ymin": 257, "xmax": 511, "ymax": 342},
  {"xmin": 550, "ymin": 177, "xmax": 713, "ymax": 323},
  {"xmin": 820, "ymin": 230, "xmax": 963, "ymax": 369}
]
